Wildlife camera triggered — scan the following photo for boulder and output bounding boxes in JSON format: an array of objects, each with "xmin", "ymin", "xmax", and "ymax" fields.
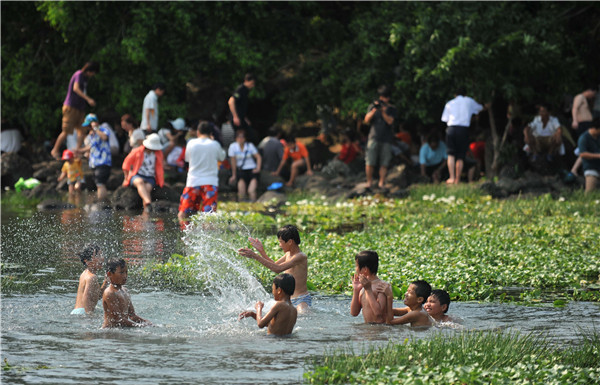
[
  {"xmin": 26, "ymin": 182, "xmax": 61, "ymax": 199},
  {"xmin": 256, "ymin": 191, "xmax": 287, "ymax": 206},
  {"xmin": 106, "ymin": 170, "xmax": 124, "ymax": 191},
  {"xmin": 1, "ymin": 152, "xmax": 33, "ymax": 187},
  {"xmin": 36, "ymin": 199, "xmax": 76, "ymax": 211},
  {"xmin": 111, "ymin": 185, "xmax": 143, "ymax": 210},
  {"xmin": 152, "ymin": 185, "xmax": 181, "ymax": 202},
  {"xmin": 258, "ymin": 170, "xmax": 285, "ymax": 191},
  {"xmin": 32, "ymin": 161, "xmax": 62, "ymax": 182}
]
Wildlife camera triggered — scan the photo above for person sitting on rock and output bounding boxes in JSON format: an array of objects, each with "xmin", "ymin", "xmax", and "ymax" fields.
[
  {"xmin": 272, "ymin": 134, "xmax": 313, "ymax": 187},
  {"xmin": 121, "ymin": 133, "xmax": 165, "ymax": 210},
  {"xmin": 523, "ymin": 103, "xmax": 565, "ymax": 162}
]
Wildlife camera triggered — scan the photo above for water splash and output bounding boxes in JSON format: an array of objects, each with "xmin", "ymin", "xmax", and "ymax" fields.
[{"xmin": 182, "ymin": 212, "xmax": 269, "ymax": 314}]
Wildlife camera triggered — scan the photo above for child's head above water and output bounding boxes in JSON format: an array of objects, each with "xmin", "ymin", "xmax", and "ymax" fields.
[
  {"xmin": 273, "ymin": 273, "xmax": 295, "ymax": 298},
  {"xmin": 425, "ymin": 289, "xmax": 450, "ymax": 315},
  {"xmin": 277, "ymin": 224, "xmax": 301, "ymax": 245},
  {"xmin": 355, "ymin": 250, "xmax": 379, "ymax": 275},
  {"xmin": 409, "ymin": 279, "xmax": 432, "ymax": 306},
  {"xmin": 78, "ymin": 243, "xmax": 101, "ymax": 267},
  {"xmin": 107, "ymin": 258, "xmax": 126, "ymax": 273}
]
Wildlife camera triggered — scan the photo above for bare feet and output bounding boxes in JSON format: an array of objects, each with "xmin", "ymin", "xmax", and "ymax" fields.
[{"xmin": 445, "ymin": 179, "xmax": 455, "ymax": 185}]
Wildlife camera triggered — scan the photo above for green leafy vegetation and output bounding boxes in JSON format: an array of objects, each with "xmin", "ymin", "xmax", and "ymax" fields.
[
  {"xmin": 143, "ymin": 188, "xmax": 600, "ymax": 302},
  {"xmin": 303, "ymin": 330, "xmax": 600, "ymax": 384}
]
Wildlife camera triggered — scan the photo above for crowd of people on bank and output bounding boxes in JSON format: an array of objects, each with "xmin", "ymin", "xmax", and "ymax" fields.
[{"xmin": 3, "ymin": 61, "xmax": 600, "ymax": 205}]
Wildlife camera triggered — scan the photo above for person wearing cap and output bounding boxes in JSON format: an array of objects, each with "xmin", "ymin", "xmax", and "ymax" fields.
[
  {"xmin": 51, "ymin": 61, "xmax": 100, "ymax": 160},
  {"xmin": 57, "ymin": 149, "xmax": 83, "ymax": 194},
  {"xmin": 140, "ymin": 83, "xmax": 166, "ymax": 134},
  {"xmin": 122, "ymin": 133, "xmax": 165, "ymax": 210},
  {"xmin": 77, "ymin": 113, "xmax": 112, "ymax": 200}
]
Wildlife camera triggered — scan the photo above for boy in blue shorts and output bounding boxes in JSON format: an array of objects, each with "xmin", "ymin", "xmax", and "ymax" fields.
[{"xmin": 238, "ymin": 225, "xmax": 311, "ymax": 313}]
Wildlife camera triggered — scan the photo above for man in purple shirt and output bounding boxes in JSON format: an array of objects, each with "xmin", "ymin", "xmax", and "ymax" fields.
[{"xmin": 51, "ymin": 61, "xmax": 99, "ymax": 160}]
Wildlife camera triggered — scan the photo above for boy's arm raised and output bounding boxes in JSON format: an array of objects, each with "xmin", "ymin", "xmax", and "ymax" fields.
[
  {"xmin": 256, "ymin": 301, "xmax": 279, "ymax": 329},
  {"xmin": 350, "ymin": 274, "xmax": 363, "ymax": 317}
]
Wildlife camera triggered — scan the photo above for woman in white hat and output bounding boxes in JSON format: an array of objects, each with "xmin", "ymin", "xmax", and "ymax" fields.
[{"xmin": 122, "ymin": 133, "xmax": 165, "ymax": 210}]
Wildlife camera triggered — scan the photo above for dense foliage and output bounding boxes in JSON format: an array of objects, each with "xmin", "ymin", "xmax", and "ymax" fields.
[
  {"xmin": 2, "ymin": 2, "xmax": 599, "ymax": 140},
  {"xmin": 140, "ymin": 187, "xmax": 600, "ymax": 303},
  {"xmin": 304, "ymin": 330, "xmax": 600, "ymax": 384}
]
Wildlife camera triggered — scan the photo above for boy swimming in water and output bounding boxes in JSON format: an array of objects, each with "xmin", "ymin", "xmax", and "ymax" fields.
[
  {"xmin": 72, "ymin": 243, "xmax": 108, "ymax": 315},
  {"xmin": 350, "ymin": 250, "xmax": 392, "ymax": 324},
  {"xmin": 238, "ymin": 224, "xmax": 311, "ymax": 313},
  {"xmin": 239, "ymin": 273, "xmax": 298, "ymax": 336},
  {"xmin": 102, "ymin": 258, "xmax": 151, "ymax": 328},
  {"xmin": 424, "ymin": 289, "xmax": 457, "ymax": 324},
  {"xmin": 386, "ymin": 279, "xmax": 432, "ymax": 327}
]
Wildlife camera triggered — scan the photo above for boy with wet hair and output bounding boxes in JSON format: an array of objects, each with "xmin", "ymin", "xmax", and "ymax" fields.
[
  {"xmin": 102, "ymin": 258, "xmax": 151, "ymax": 328},
  {"xmin": 72, "ymin": 243, "xmax": 108, "ymax": 315},
  {"xmin": 350, "ymin": 250, "xmax": 392, "ymax": 324},
  {"xmin": 386, "ymin": 279, "xmax": 432, "ymax": 327},
  {"xmin": 239, "ymin": 273, "xmax": 298, "ymax": 336},
  {"xmin": 424, "ymin": 289, "xmax": 453, "ymax": 323},
  {"xmin": 238, "ymin": 224, "xmax": 311, "ymax": 313}
]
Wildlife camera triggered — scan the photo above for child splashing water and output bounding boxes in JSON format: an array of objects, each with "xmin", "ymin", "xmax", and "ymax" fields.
[{"xmin": 72, "ymin": 243, "xmax": 108, "ymax": 315}]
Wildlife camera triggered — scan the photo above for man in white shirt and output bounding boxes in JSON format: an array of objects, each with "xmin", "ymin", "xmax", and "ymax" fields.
[
  {"xmin": 140, "ymin": 83, "xmax": 166, "ymax": 134},
  {"xmin": 523, "ymin": 104, "xmax": 564, "ymax": 159},
  {"xmin": 177, "ymin": 121, "xmax": 226, "ymax": 222},
  {"xmin": 441, "ymin": 88, "xmax": 487, "ymax": 184}
]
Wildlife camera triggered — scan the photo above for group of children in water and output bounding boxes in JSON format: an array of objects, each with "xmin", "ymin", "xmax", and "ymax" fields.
[{"xmin": 72, "ymin": 224, "xmax": 455, "ymax": 335}]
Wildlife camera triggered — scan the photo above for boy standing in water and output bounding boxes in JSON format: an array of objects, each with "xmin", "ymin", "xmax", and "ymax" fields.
[
  {"xmin": 386, "ymin": 279, "xmax": 432, "ymax": 327},
  {"xmin": 102, "ymin": 258, "xmax": 151, "ymax": 328},
  {"xmin": 238, "ymin": 225, "xmax": 311, "ymax": 313},
  {"xmin": 72, "ymin": 243, "xmax": 108, "ymax": 315},
  {"xmin": 239, "ymin": 273, "xmax": 298, "ymax": 336},
  {"xmin": 350, "ymin": 250, "xmax": 392, "ymax": 324}
]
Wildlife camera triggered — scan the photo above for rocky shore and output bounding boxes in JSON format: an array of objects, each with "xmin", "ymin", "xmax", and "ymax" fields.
[{"xmin": 1, "ymin": 149, "xmax": 585, "ymax": 213}]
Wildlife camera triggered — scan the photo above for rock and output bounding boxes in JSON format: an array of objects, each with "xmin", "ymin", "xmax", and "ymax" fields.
[
  {"xmin": 27, "ymin": 182, "xmax": 61, "ymax": 199},
  {"xmin": 386, "ymin": 164, "xmax": 409, "ymax": 188},
  {"xmin": 256, "ymin": 191, "xmax": 287, "ymax": 206},
  {"xmin": 32, "ymin": 161, "xmax": 62, "ymax": 182},
  {"xmin": 152, "ymin": 185, "xmax": 181, "ymax": 202},
  {"xmin": 479, "ymin": 181, "xmax": 508, "ymax": 198},
  {"xmin": 106, "ymin": 170, "xmax": 124, "ymax": 191},
  {"xmin": 84, "ymin": 202, "xmax": 112, "ymax": 212},
  {"xmin": 111, "ymin": 185, "xmax": 143, "ymax": 210},
  {"xmin": 1, "ymin": 152, "xmax": 33, "ymax": 187},
  {"xmin": 146, "ymin": 200, "xmax": 180, "ymax": 214},
  {"xmin": 36, "ymin": 199, "xmax": 76, "ymax": 211},
  {"xmin": 56, "ymin": 179, "xmax": 69, "ymax": 191},
  {"xmin": 258, "ymin": 170, "xmax": 285, "ymax": 191}
]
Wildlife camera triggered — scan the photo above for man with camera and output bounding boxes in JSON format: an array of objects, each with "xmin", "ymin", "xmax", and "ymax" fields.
[{"xmin": 363, "ymin": 85, "xmax": 397, "ymax": 189}]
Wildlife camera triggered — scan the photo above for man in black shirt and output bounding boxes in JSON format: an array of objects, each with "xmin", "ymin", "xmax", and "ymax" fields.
[{"xmin": 228, "ymin": 73, "xmax": 256, "ymax": 142}]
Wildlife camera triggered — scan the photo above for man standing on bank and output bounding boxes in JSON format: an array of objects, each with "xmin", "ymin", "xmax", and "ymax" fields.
[
  {"xmin": 228, "ymin": 73, "xmax": 256, "ymax": 143},
  {"xmin": 140, "ymin": 83, "xmax": 166, "ymax": 136},
  {"xmin": 441, "ymin": 88, "xmax": 488, "ymax": 184},
  {"xmin": 363, "ymin": 85, "xmax": 398, "ymax": 189},
  {"xmin": 51, "ymin": 61, "xmax": 99, "ymax": 159}
]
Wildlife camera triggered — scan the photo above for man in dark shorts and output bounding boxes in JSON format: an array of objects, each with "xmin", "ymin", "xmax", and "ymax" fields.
[
  {"xmin": 51, "ymin": 61, "xmax": 99, "ymax": 159},
  {"xmin": 228, "ymin": 73, "xmax": 256, "ymax": 142},
  {"xmin": 363, "ymin": 85, "xmax": 398, "ymax": 189},
  {"xmin": 441, "ymin": 88, "xmax": 487, "ymax": 184}
]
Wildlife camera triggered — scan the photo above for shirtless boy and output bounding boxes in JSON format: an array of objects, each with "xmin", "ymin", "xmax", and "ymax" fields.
[
  {"xmin": 386, "ymin": 279, "xmax": 432, "ymax": 327},
  {"xmin": 239, "ymin": 273, "xmax": 298, "ymax": 336},
  {"xmin": 72, "ymin": 243, "xmax": 108, "ymax": 315},
  {"xmin": 102, "ymin": 258, "xmax": 151, "ymax": 328},
  {"xmin": 424, "ymin": 289, "xmax": 454, "ymax": 323},
  {"xmin": 238, "ymin": 225, "xmax": 311, "ymax": 313},
  {"xmin": 350, "ymin": 250, "xmax": 392, "ymax": 324}
]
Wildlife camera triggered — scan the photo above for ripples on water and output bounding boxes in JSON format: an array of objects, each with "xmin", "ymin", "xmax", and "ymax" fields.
[{"xmin": 2, "ymin": 207, "xmax": 599, "ymax": 384}]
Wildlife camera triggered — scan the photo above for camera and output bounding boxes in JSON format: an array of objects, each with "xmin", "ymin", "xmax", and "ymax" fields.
[{"xmin": 373, "ymin": 101, "xmax": 381, "ymax": 109}]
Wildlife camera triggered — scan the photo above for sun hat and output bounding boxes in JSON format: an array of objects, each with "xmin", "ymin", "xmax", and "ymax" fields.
[
  {"xmin": 82, "ymin": 113, "xmax": 98, "ymax": 127},
  {"xmin": 169, "ymin": 118, "xmax": 187, "ymax": 131},
  {"xmin": 61, "ymin": 149, "xmax": 74, "ymax": 160},
  {"xmin": 143, "ymin": 133, "xmax": 163, "ymax": 151}
]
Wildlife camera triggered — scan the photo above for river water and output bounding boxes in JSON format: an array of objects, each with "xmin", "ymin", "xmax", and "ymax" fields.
[{"xmin": 1, "ymin": 202, "xmax": 599, "ymax": 384}]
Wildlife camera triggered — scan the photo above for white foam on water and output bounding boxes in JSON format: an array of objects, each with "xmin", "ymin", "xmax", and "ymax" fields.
[{"xmin": 181, "ymin": 212, "xmax": 269, "ymax": 317}]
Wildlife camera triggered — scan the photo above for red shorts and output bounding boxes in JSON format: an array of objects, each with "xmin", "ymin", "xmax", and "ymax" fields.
[{"xmin": 178, "ymin": 185, "xmax": 218, "ymax": 215}]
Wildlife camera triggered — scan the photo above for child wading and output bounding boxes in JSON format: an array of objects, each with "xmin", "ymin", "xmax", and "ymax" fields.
[
  {"xmin": 239, "ymin": 273, "xmax": 298, "ymax": 336},
  {"xmin": 350, "ymin": 250, "xmax": 392, "ymax": 324},
  {"xmin": 72, "ymin": 243, "xmax": 108, "ymax": 315}
]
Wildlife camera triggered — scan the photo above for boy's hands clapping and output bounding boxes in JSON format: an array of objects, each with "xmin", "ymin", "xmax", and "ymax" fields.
[{"xmin": 352, "ymin": 274, "xmax": 363, "ymax": 292}]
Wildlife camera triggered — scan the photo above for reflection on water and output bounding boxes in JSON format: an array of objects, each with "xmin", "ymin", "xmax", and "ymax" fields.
[{"xmin": 2, "ymin": 205, "xmax": 600, "ymax": 384}]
